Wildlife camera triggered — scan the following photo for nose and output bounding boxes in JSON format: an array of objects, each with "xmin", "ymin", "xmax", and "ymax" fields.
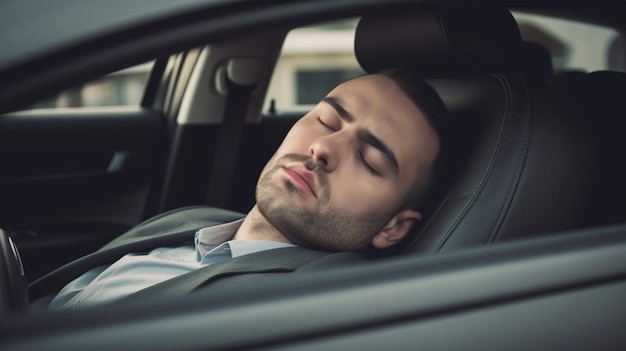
[{"xmin": 308, "ymin": 134, "xmax": 339, "ymax": 173}]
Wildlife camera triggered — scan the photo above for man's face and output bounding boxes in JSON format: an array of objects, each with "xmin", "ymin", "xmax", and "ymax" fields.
[{"xmin": 256, "ymin": 74, "xmax": 440, "ymax": 251}]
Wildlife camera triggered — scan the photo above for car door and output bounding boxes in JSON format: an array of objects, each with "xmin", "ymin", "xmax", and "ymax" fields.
[{"xmin": 0, "ymin": 59, "xmax": 177, "ymax": 281}]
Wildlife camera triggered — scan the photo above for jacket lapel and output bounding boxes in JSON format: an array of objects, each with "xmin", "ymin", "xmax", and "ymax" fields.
[
  {"xmin": 29, "ymin": 228, "xmax": 199, "ymax": 301},
  {"xmin": 115, "ymin": 247, "xmax": 331, "ymax": 304},
  {"xmin": 29, "ymin": 206, "xmax": 245, "ymax": 301}
]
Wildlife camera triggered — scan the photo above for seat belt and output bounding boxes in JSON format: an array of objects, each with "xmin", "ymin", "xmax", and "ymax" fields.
[{"xmin": 206, "ymin": 58, "xmax": 263, "ymax": 208}]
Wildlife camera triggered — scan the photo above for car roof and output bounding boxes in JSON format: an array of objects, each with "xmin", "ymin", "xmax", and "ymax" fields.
[
  {"xmin": 0, "ymin": 0, "xmax": 622, "ymax": 66},
  {"xmin": 0, "ymin": 0, "xmax": 228, "ymax": 69}
]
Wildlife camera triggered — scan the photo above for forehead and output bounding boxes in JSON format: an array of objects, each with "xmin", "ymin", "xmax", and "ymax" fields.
[{"xmin": 326, "ymin": 74, "xmax": 440, "ymax": 170}]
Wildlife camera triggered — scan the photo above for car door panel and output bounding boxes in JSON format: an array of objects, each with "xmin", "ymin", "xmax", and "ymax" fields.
[{"xmin": 0, "ymin": 108, "xmax": 163, "ymax": 280}]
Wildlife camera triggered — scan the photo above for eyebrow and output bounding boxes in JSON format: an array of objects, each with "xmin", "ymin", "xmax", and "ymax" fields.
[
  {"xmin": 322, "ymin": 96, "xmax": 354, "ymax": 122},
  {"xmin": 322, "ymin": 96, "xmax": 400, "ymax": 175}
]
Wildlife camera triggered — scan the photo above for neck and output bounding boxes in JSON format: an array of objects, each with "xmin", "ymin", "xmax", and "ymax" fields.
[{"xmin": 234, "ymin": 205, "xmax": 292, "ymax": 243}]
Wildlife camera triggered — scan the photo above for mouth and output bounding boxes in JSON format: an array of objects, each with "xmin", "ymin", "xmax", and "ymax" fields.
[{"xmin": 283, "ymin": 164, "xmax": 318, "ymax": 198}]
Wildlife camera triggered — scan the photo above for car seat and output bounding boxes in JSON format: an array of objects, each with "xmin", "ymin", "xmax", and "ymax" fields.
[{"xmin": 354, "ymin": 4, "xmax": 594, "ymax": 255}]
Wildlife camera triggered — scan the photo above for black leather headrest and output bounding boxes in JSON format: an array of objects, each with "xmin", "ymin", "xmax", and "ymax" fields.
[
  {"xmin": 355, "ymin": 5, "xmax": 523, "ymax": 77},
  {"xmin": 520, "ymin": 41, "xmax": 553, "ymax": 79}
]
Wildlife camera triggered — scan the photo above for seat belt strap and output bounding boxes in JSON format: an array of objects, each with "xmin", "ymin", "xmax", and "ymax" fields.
[{"xmin": 206, "ymin": 58, "xmax": 262, "ymax": 208}]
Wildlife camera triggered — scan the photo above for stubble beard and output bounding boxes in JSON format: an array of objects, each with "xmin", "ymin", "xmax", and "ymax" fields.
[{"xmin": 255, "ymin": 153, "xmax": 392, "ymax": 252}]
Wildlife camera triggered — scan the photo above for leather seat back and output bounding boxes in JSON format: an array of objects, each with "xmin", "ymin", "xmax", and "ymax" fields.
[
  {"xmin": 551, "ymin": 70, "xmax": 626, "ymax": 227},
  {"xmin": 355, "ymin": 4, "xmax": 594, "ymax": 255}
]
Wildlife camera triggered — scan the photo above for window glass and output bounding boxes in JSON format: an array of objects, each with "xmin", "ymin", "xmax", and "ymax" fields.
[
  {"xmin": 512, "ymin": 12, "xmax": 621, "ymax": 72},
  {"xmin": 264, "ymin": 19, "xmax": 364, "ymax": 113},
  {"xmin": 28, "ymin": 61, "xmax": 154, "ymax": 109},
  {"xmin": 295, "ymin": 68, "xmax": 364, "ymax": 105}
]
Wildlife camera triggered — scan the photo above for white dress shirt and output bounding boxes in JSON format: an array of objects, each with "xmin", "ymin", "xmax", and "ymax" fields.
[{"xmin": 47, "ymin": 219, "xmax": 295, "ymax": 311}]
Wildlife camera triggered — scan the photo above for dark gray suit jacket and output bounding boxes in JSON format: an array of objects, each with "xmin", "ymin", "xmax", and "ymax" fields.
[{"xmin": 29, "ymin": 206, "xmax": 369, "ymax": 304}]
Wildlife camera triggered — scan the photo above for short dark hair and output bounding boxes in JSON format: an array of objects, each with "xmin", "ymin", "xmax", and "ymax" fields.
[
  {"xmin": 377, "ymin": 68, "xmax": 447, "ymax": 210},
  {"xmin": 377, "ymin": 68, "xmax": 447, "ymax": 138}
]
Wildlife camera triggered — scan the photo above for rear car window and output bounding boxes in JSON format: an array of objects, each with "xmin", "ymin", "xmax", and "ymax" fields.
[
  {"xmin": 513, "ymin": 12, "xmax": 621, "ymax": 72},
  {"xmin": 27, "ymin": 61, "xmax": 154, "ymax": 110},
  {"xmin": 264, "ymin": 19, "xmax": 364, "ymax": 114}
]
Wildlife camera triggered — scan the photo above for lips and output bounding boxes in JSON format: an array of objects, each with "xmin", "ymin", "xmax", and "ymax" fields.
[{"xmin": 284, "ymin": 164, "xmax": 318, "ymax": 198}]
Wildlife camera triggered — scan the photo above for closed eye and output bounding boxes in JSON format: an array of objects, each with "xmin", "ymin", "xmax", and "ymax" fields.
[
  {"xmin": 357, "ymin": 148, "xmax": 381, "ymax": 177},
  {"xmin": 317, "ymin": 116, "xmax": 336, "ymax": 131}
]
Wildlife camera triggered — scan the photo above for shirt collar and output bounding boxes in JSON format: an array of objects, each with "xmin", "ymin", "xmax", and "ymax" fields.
[
  {"xmin": 194, "ymin": 218, "xmax": 296, "ymax": 263},
  {"xmin": 194, "ymin": 219, "xmax": 243, "ymax": 261},
  {"xmin": 227, "ymin": 240, "xmax": 296, "ymax": 258},
  {"xmin": 195, "ymin": 219, "xmax": 244, "ymax": 246}
]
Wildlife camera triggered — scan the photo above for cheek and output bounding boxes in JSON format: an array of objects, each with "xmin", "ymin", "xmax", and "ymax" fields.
[
  {"xmin": 328, "ymin": 171, "xmax": 399, "ymax": 216},
  {"xmin": 276, "ymin": 120, "xmax": 316, "ymax": 154}
]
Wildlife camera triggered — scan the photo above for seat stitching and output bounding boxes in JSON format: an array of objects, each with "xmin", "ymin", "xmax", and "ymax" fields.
[
  {"xmin": 431, "ymin": 74, "xmax": 511, "ymax": 253},
  {"xmin": 487, "ymin": 76, "xmax": 531, "ymax": 242}
]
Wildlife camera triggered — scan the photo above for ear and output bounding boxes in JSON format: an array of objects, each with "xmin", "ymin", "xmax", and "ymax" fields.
[{"xmin": 371, "ymin": 209, "xmax": 422, "ymax": 249}]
